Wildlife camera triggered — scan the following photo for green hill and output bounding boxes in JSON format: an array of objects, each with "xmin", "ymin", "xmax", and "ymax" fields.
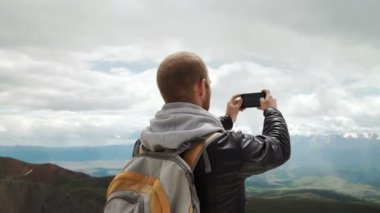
[{"xmin": 246, "ymin": 198, "xmax": 380, "ymax": 213}]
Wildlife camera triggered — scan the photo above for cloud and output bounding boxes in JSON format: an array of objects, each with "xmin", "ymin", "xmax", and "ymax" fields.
[
  {"xmin": 0, "ymin": 125, "xmax": 7, "ymax": 133},
  {"xmin": 0, "ymin": 110, "xmax": 147, "ymax": 146},
  {"xmin": 235, "ymin": 0, "xmax": 380, "ymax": 45},
  {"xmin": 209, "ymin": 60, "xmax": 380, "ymax": 136},
  {"xmin": 2, "ymin": 0, "xmax": 379, "ymax": 62},
  {"xmin": 0, "ymin": 50, "xmax": 163, "ymax": 111},
  {"xmin": 0, "ymin": 0, "xmax": 379, "ymax": 145}
]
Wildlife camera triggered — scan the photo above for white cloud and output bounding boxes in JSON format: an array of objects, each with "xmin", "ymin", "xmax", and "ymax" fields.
[
  {"xmin": 0, "ymin": 0, "xmax": 379, "ymax": 145},
  {"xmin": 209, "ymin": 59, "xmax": 380, "ymax": 136},
  {"xmin": 0, "ymin": 110, "xmax": 149, "ymax": 146},
  {"xmin": 0, "ymin": 50, "xmax": 163, "ymax": 111},
  {"xmin": 0, "ymin": 125, "xmax": 7, "ymax": 133}
]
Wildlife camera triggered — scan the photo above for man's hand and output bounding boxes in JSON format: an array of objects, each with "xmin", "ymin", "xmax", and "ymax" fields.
[
  {"xmin": 226, "ymin": 94, "xmax": 244, "ymax": 123},
  {"xmin": 259, "ymin": 90, "xmax": 277, "ymax": 110}
]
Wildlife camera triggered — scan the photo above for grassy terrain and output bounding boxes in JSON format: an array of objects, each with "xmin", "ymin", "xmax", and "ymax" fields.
[
  {"xmin": 246, "ymin": 173, "xmax": 380, "ymax": 212},
  {"xmin": 246, "ymin": 198, "xmax": 380, "ymax": 213}
]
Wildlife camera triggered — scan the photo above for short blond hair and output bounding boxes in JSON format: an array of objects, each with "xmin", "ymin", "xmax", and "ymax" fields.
[{"xmin": 157, "ymin": 51, "xmax": 208, "ymax": 103}]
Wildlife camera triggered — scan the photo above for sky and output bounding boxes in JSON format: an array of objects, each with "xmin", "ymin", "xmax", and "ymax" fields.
[{"xmin": 0, "ymin": 0, "xmax": 380, "ymax": 146}]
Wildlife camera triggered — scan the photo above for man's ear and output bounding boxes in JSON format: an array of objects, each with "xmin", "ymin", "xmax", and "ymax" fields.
[
  {"xmin": 197, "ymin": 78, "xmax": 207, "ymax": 97},
  {"xmin": 192, "ymin": 78, "xmax": 208, "ymax": 107}
]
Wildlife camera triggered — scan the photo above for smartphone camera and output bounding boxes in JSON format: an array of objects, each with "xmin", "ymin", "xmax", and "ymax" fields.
[{"xmin": 241, "ymin": 91, "xmax": 266, "ymax": 109}]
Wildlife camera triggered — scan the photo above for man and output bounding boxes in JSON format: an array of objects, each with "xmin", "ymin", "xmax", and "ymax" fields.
[{"xmin": 135, "ymin": 51, "xmax": 291, "ymax": 212}]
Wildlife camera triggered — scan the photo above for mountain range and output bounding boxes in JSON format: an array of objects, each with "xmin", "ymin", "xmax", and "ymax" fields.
[
  {"xmin": 1, "ymin": 156, "xmax": 380, "ymax": 213},
  {"xmin": 1, "ymin": 134, "xmax": 380, "ymax": 212},
  {"xmin": 0, "ymin": 157, "xmax": 112, "ymax": 213}
]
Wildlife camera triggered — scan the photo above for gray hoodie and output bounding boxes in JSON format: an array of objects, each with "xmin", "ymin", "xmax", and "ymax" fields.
[{"xmin": 140, "ymin": 102, "xmax": 225, "ymax": 151}]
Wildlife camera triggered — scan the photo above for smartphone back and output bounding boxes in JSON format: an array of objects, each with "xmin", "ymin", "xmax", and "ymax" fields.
[{"xmin": 241, "ymin": 92, "xmax": 266, "ymax": 108}]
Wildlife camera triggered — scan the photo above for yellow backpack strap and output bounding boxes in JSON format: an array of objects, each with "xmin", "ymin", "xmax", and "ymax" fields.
[{"xmin": 183, "ymin": 132, "xmax": 223, "ymax": 170}]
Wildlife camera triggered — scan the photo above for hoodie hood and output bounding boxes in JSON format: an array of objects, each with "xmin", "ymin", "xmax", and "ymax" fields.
[{"xmin": 140, "ymin": 102, "xmax": 224, "ymax": 151}]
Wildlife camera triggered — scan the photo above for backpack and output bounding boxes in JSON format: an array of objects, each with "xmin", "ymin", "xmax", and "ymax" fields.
[{"xmin": 104, "ymin": 132, "xmax": 222, "ymax": 213}]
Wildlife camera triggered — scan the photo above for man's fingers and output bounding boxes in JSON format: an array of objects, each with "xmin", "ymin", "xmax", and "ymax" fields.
[
  {"xmin": 258, "ymin": 97, "xmax": 265, "ymax": 110},
  {"xmin": 235, "ymin": 97, "xmax": 243, "ymax": 106},
  {"xmin": 262, "ymin": 89, "xmax": 271, "ymax": 98},
  {"xmin": 258, "ymin": 90, "xmax": 277, "ymax": 110},
  {"xmin": 229, "ymin": 94, "xmax": 242, "ymax": 106},
  {"xmin": 231, "ymin": 94, "xmax": 241, "ymax": 101}
]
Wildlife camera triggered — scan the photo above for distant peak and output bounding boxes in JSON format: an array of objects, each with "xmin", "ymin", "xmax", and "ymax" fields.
[{"xmin": 0, "ymin": 157, "xmax": 90, "ymax": 185}]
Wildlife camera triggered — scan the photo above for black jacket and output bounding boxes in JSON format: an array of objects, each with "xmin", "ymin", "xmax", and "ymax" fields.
[
  {"xmin": 194, "ymin": 107, "xmax": 290, "ymax": 212},
  {"xmin": 133, "ymin": 107, "xmax": 290, "ymax": 212}
]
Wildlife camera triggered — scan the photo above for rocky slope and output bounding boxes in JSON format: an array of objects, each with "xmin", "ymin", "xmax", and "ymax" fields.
[{"xmin": 0, "ymin": 157, "xmax": 112, "ymax": 213}]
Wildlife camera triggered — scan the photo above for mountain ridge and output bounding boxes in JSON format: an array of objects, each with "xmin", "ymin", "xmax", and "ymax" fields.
[
  {"xmin": 0, "ymin": 157, "xmax": 112, "ymax": 213},
  {"xmin": 1, "ymin": 157, "xmax": 380, "ymax": 213}
]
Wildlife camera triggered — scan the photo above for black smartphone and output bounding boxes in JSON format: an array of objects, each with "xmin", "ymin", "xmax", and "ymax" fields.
[{"xmin": 241, "ymin": 91, "xmax": 266, "ymax": 108}]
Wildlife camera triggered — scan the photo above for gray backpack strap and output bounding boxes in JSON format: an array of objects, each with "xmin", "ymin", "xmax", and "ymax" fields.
[{"xmin": 182, "ymin": 132, "xmax": 224, "ymax": 172}]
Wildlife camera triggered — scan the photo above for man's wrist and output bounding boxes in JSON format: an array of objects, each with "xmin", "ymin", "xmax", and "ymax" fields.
[
  {"xmin": 219, "ymin": 114, "xmax": 233, "ymax": 130},
  {"xmin": 263, "ymin": 107, "xmax": 280, "ymax": 116}
]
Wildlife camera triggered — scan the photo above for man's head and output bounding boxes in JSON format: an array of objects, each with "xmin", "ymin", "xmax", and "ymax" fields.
[{"xmin": 157, "ymin": 51, "xmax": 211, "ymax": 110}]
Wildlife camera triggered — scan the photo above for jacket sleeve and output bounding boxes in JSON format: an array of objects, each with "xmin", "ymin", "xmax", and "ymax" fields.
[
  {"xmin": 219, "ymin": 115, "xmax": 233, "ymax": 130},
  {"xmin": 238, "ymin": 107, "xmax": 291, "ymax": 177}
]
